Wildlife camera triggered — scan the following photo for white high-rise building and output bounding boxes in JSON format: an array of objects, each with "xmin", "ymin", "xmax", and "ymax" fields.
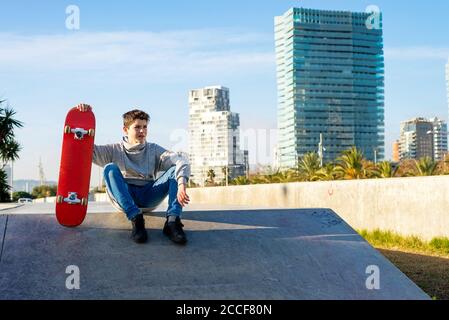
[
  {"xmin": 399, "ymin": 117, "xmax": 447, "ymax": 161},
  {"xmin": 430, "ymin": 117, "xmax": 448, "ymax": 161},
  {"xmin": 399, "ymin": 118, "xmax": 433, "ymax": 161},
  {"xmin": 446, "ymin": 61, "xmax": 449, "ymax": 119},
  {"xmin": 188, "ymin": 86, "xmax": 248, "ymax": 186}
]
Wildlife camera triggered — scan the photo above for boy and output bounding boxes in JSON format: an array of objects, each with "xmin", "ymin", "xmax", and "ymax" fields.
[{"xmin": 76, "ymin": 103, "xmax": 190, "ymax": 245}]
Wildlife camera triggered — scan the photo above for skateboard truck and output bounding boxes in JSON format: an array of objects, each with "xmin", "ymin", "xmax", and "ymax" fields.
[
  {"xmin": 72, "ymin": 128, "xmax": 88, "ymax": 140},
  {"xmin": 56, "ymin": 192, "xmax": 88, "ymax": 206},
  {"xmin": 64, "ymin": 126, "xmax": 95, "ymax": 140}
]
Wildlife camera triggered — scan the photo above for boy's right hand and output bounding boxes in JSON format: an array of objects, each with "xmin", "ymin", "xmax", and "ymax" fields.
[{"xmin": 76, "ymin": 103, "xmax": 92, "ymax": 112}]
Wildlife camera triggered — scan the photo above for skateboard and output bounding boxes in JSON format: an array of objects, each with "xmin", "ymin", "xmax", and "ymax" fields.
[{"xmin": 56, "ymin": 107, "xmax": 96, "ymax": 227}]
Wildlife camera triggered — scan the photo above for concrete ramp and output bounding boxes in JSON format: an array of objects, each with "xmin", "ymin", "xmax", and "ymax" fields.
[{"xmin": 0, "ymin": 204, "xmax": 429, "ymax": 299}]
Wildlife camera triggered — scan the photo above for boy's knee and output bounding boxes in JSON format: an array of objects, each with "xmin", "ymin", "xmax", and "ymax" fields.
[
  {"xmin": 167, "ymin": 166, "xmax": 176, "ymax": 177},
  {"xmin": 104, "ymin": 163, "xmax": 120, "ymax": 176}
]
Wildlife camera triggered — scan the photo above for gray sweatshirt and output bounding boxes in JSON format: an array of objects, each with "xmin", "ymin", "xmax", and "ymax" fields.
[{"xmin": 93, "ymin": 137, "xmax": 190, "ymax": 186}]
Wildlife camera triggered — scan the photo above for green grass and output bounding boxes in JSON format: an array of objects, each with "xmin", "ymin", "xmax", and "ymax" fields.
[{"xmin": 358, "ymin": 229, "xmax": 449, "ymax": 257}]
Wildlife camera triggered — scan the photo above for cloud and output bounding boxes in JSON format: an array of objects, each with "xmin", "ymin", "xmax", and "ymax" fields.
[
  {"xmin": 0, "ymin": 30, "xmax": 275, "ymax": 83},
  {"xmin": 384, "ymin": 46, "xmax": 449, "ymax": 61}
]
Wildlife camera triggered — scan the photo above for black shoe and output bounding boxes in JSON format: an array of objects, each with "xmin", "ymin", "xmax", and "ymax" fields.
[
  {"xmin": 163, "ymin": 217, "xmax": 187, "ymax": 245},
  {"xmin": 131, "ymin": 214, "xmax": 148, "ymax": 244}
]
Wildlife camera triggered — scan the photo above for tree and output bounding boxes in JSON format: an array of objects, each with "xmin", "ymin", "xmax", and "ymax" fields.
[
  {"xmin": 230, "ymin": 176, "xmax": 250, "ymax": 185},
  {"xmin": 206, "ymin": 169, "xmax": 216, "ymax": 186},
  {"xmin": 0, "ymin": 169, "xmax": 11, "ymax": 201},
  {"xmin": 32, "ymin": 185, "xmax": 57, "ymax": 199},
  {"xmin": 313, "ymin": 163, "xmax": 338, "ymax": 181},
  {"xmin": 334, "ymin": 147, "xmax": 376, "ymax": 180},
  {"xmin": 396, "ymin": 159, "xmax": 417, "ymax": 177},
  {"xmin": 0, "ymin": 100, "xmax": 23, "ymax": 201},
  {"xmin": 0, "ymin": 100, "xmax": 23, "ymax": 164},
  {"xmin": 375, "ymin": 161, "xmax": 398, "ymax": 178},
  {"xmin": 436, "ymin": 157, "xmax": 449, "ymax": 175},
  {"xmin": 249, "ymin": 174, "xmax": 269, "ymax": 185},
  {"xmin": 12, "ymin": 191, "xmax": 34, "ymax": 202},
  {"xmin": 273, "ymin": 169, "xmax": 298, "ymax": 183},
  {"xmin": 187, "ymin": 179, "xmax": 200, "ymax": 188},
  {"xmin": 298, "ymin": 152, "xmax": 321, "ymax": 181},
  {"xmin": 413, "ymin": 157, "xmax": 438, "ymax": 176},
  {"xmin": 221, "ymin": 166, "xmax": 231, "ymax": 186}
]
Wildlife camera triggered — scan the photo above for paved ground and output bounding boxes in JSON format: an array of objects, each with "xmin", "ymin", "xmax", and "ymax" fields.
[
  {"xmin": 0, "ymin": 203, "xmax": 23, "ymax": 211},
  {"xmin": 0, "ymin": 202, "xmax": 429, "ymax": 300}
]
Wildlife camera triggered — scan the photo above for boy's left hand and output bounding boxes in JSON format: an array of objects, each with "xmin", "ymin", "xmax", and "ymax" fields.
[
  {"xmin": 76, "ymin": 103, "xmax": 92, "ymax": 112},
  {"xmin": 177, "ymin": 184, "xmax": 190, "ymax": 207}
]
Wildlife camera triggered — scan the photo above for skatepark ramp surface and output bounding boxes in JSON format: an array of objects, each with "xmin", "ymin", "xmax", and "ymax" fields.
[{"xmin": 0, "ymin": 203, "xmax": 429, "ymax": 299}]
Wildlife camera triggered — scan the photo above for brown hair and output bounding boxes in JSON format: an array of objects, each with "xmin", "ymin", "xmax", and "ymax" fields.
[{"xmin": 122, "ymin": 109, "xmax": 150, "ymax": 128}]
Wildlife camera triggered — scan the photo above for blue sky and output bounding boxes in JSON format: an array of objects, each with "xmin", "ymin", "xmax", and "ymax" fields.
[{"xmin": 0, "ymin": 0, "xmax": 448, "ymax": 185}]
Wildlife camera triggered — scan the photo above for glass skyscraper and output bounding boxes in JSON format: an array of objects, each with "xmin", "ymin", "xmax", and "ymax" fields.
[{"xmin": 275, "ymin": 8, "xmax": 385, "ymax": 168}]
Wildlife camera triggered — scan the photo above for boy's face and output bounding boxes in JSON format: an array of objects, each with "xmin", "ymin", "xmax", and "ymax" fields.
[{"xmin": 123, "ymin": 119, "xmax": 148, "ymax": 145}]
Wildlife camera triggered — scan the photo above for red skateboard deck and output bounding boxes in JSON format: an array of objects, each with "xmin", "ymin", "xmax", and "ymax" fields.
[{"xmin": 56, "ymin": 107, "xmax": 96, "ymax": 227}]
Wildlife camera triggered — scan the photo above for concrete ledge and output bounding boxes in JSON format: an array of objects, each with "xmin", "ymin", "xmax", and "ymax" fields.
[
  {"xmin": 0, "ymin": 204, "xmax": 23, "ymax": 211},
  {"xmin": 187, "ymin": 176, "xmax": 449, "ymax": 241},
  {"xmin": 33, "ymin": 197, "xmax": 56, "ymax": 204}
]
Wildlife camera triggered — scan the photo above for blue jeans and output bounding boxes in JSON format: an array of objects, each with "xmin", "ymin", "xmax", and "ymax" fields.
[{"xmin": 103, "ymin": 163, "xmax": 182, "ymax": 221}]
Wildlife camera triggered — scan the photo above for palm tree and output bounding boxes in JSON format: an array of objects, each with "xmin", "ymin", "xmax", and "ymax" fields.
[
  {"xmin": 0, "ymin": 101, "xmax": 23, "ymax": 165},
  {"xmin": 206, "ymin": 169, "xmax": 216, "ymax": 185},
  {"xmin": 396, "ymin": 159, "xmax": 417, "ymax": 177},
  {"xmin": 250, "ymin": 174, "xmax": 270, "ymax": 184},
  {"xmin": 0, "ymin": 169, "xmax": 11, "ymax": 201},
  {"xmin": 284, "ymin": 169, "xmax": 299, "ymax": 182},
  {"xmin": 0, "ymin": 100, "xmax": 23, "ymax": 201},
  {"xmin": 259, "ymin": 173, "xmax": 277, "ymax": 184},
  {"xmin": 414, "ymin": 157, "xmax": 438, "ymax": 176},
  {"xmin": 313, "ymin": 163, "xmax": 338, "ymax": 181},
  {"xmin": 434, "ymin": 154, "xmax": 449, "ymax": 176},
  {"xmin": 231, "ymin": 176, "xmax": 250, "ymax": 185},
  {"xmin": 375, "ymin": 161, "xmax": 398, "ymax": 178},
  {"xmin": 334, "ymin": 147, "xmax": 376, "ymax": 180},
  {"xmin": 298, "ymin": 152, "xmax": 321, "ymax": 181},
  {"xmin": 221, "ymin": 166, "xmax": 228, "ymax": 185},
  {"xmin": 270, "ymin": 170, "xmax": 297, "ymax": 183}
]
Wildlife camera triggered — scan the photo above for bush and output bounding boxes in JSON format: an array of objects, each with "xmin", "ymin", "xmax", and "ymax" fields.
[
  {"xmin": 32, "ymin": 185, "xmax": 57, "ymax": 199},
  {"xmin": 12, "ymin": 191, "xmax": 34, "ymax": 202},
  {"xmin": 91, "ymin": 186, "xmax": 106, "ymax": 193},
  {"xmin": 429, "ymin": 238, "xmax": 449, "ymax": 255},
  {"xmin": 358, "ymin": 229, "xmax": 449, "ymax": 256}
]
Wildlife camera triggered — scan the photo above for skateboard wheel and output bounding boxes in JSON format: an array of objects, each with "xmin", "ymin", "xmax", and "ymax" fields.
[
  {"xmin": 64, "ymin": 125, "xmax": 71, "ymax": 134},
  {"xmin": 81, "ymin": 198, "xmax": 88, "ymax": 206},
  {"xmin": 88, "ymin": 129, "xmax": 95, "ymax": 137},
  {"xmin": 56, "ymin": 195, "xmax": 64, "ymax": 203}
]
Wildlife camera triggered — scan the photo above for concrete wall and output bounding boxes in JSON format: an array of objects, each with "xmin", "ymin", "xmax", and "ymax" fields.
[
  {"xmin": 34, "ymin": 196, "xmax": 56, "ymax": 203},
  {"xmin": 186, "ymin": 176, "xmax": 449, "ymax": 241},
  {"xmin": 95, "ymin": 193, "xmax": 108, "ymax": 202},
  {"xmin": 34, "ymin": 193, "xmax": 95, "ymax": 204}
]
